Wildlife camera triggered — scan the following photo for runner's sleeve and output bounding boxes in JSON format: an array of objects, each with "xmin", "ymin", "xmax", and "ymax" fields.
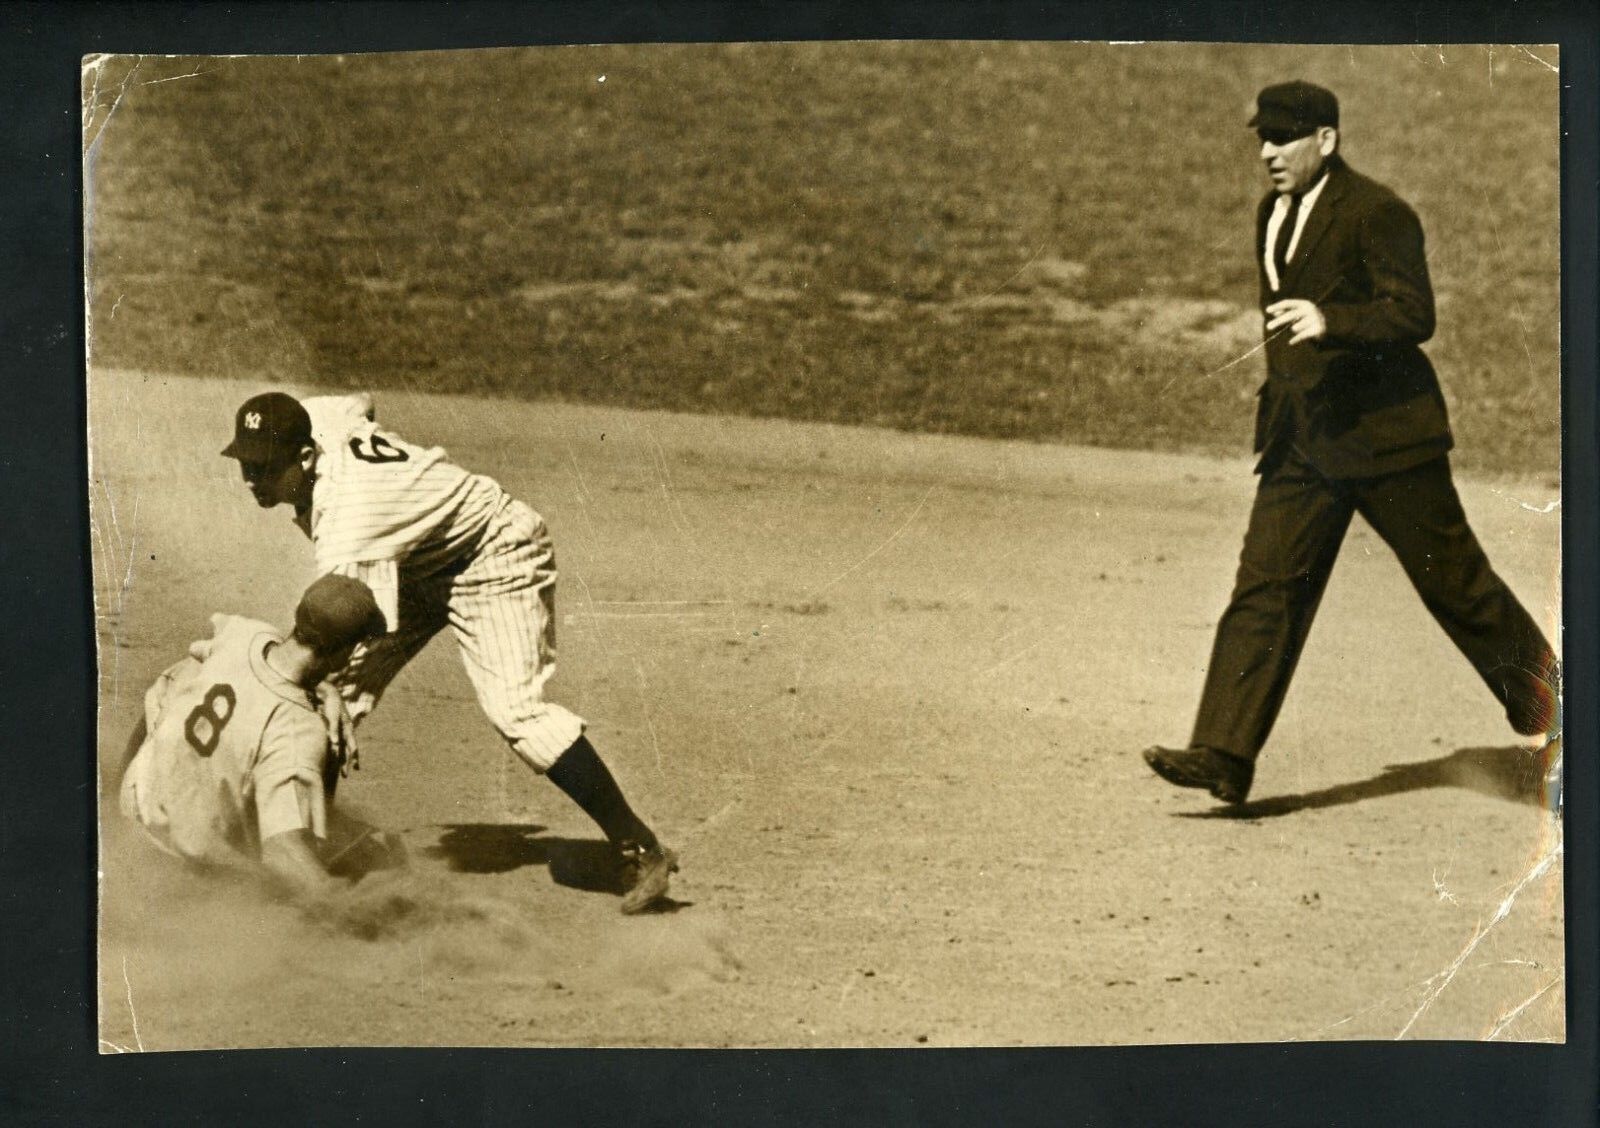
[{"xmin": 253, "ymin": 708, "xmax": 331, "ymax": 842}]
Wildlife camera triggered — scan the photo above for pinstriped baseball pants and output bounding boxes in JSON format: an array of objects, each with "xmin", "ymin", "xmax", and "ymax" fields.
[{"xmin": 332, "ymin": 497, "xmax": 586, "ymax": 771}]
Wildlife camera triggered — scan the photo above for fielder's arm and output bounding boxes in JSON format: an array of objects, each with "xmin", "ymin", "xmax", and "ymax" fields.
[
  {"xmin": 312, "ymin": 559, "xmax": 398, "ymax": 768},
  {"xmin": 315, "ymin": 681, "xmax": 360, "ymax": 775}
]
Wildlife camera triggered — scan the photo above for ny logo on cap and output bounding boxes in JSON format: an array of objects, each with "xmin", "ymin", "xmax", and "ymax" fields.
[{"xmin": 245, "ymin": 412, "xmax": 262, "ymax": 430}]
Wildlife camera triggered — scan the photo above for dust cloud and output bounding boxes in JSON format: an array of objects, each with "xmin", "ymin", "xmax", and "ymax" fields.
[{"xmin": 98, "ymin": 807, "xmax": 739, "ymax": 1049}]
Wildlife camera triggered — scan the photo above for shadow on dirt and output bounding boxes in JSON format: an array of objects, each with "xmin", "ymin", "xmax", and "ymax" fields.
[
  {"xmin": 1179, "ymin": 743, "xmax": 1560, "ymax": 821},
  {"xmin": 427, "ymin": 823, "xmax": 621, "ymax": 892}
]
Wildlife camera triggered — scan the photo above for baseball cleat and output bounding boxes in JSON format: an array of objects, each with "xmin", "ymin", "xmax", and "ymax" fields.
[
  {"xmin": 618, "ymin": 841, "xmax": 679, "ymax": 915},
  {"xmin": 1143, "ymin": 745, "xmax": 1254, "ymax": 805}
]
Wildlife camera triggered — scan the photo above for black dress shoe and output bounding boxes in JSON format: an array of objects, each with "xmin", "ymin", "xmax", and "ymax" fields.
[
  {"xmin": 1143, "ymin": 745, "xmax": 1254, "ymax": 804},
  {"xmin": 1509, "ymin": 660, "xmax": 1562, "ymax": 738}
]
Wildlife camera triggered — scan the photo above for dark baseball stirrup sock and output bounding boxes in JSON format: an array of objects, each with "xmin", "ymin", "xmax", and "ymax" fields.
[{"xmin": 546, "ymin": 736, "xmax": 658, "ymax": 850}]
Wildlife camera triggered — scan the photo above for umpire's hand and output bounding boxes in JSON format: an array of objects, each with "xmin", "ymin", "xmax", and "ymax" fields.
[
  {"xmin": 316, "ymin": 682, "xmax": 360, "ymax": 776},
  {"xmin": 1265, "ymin": 298, "xmax": 1327, "ymax": 345}
]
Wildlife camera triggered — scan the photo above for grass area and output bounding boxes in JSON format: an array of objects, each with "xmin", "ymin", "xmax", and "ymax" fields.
[{"xmin": 84, "ymin": 42, "xmax": 1559, "ymax": 475}]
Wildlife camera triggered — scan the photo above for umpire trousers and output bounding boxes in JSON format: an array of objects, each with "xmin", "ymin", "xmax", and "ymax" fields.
[{"xmin": 1190, "ymin": 451, "xmax": 1558, "ymax": 761}]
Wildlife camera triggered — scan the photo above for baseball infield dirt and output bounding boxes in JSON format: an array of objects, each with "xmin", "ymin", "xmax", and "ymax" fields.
[{"xmin": 93, "ymin": 371, "xmax": 1562, "ymax": 1049}]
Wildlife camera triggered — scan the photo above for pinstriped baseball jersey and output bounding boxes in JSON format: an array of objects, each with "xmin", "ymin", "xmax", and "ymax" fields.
[
  {"xmin": 291, "ymin": 394, "xmax": 586, "ymax": 771},
  {"xmin": 120, "ymin": 614, "xmax": 330, "ymax": 864},
  {"xmin": 295, "ymin": 404, "xmax": 504, "ymax": 632}
]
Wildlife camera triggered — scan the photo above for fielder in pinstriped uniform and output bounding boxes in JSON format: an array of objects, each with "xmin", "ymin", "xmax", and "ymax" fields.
[{"xmin": 220, "ymin": 390, "xmax": 678, "ymax": 914}]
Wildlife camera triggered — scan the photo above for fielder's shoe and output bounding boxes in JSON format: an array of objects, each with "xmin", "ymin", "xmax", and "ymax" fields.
[
  {"xmin": 1143, "ymin": 745, "xmax": 1254, "ymax": 805},
  {"xmin": 618, "ymin": 841, "xmax": 679, "ymax": 915}
]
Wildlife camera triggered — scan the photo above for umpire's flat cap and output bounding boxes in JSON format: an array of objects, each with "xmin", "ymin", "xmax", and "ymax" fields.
[
  {"xmin": 1249, "ymin": 81, "xmax": 1339, "ymax": 135},
  {"xmin": 222, "ymin": 392, "xmax": 312, "ymax": 463}
]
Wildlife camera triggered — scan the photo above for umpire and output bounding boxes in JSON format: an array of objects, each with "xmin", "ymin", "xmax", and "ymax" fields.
[{"xmin": 1144, "ymin": 81, "xmax": 1560, "ymax": 805}]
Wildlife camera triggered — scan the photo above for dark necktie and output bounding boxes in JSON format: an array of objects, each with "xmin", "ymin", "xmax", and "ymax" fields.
[{"xmin": 1272, "ymin": 193, "xmax": 1303, "ymax": 285}]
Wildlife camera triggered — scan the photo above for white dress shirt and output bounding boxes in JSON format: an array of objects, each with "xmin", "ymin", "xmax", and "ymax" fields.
[{"xmin": 1264, "ymin": 170, "xmax": 1330, "ymax": 292}]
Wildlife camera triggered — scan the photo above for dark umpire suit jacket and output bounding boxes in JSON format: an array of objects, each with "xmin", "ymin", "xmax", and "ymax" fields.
[{"xmin": 1254, "ymin": 155, "xmax": 1454, "ymax": 479}]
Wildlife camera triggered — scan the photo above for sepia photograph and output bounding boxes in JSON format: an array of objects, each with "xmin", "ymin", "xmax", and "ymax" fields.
[{"xmin": 85, "ymin": 40, "xmax": 1563, "ymax": 1050}]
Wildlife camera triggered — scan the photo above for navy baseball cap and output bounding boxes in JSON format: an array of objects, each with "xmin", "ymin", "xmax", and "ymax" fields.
[
  {"xmin": 294, "ymin": 574, "xmax": 388, "ymax": 651},
  {"xmin": 221, "ymin": 392, "xmax": 312, "ymax": 463},
  {"xmin": 1249, "ymin": 81, "xmax": 1339, "ymax": 136}
]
